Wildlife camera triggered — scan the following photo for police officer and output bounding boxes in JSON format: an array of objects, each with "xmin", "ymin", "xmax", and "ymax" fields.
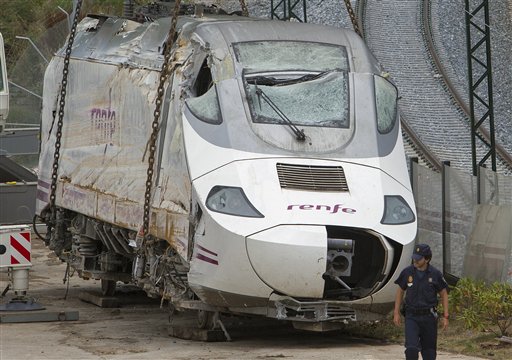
[{"xmin": 393, "ymin": 244, "xmax": 449, "ymax": 360}]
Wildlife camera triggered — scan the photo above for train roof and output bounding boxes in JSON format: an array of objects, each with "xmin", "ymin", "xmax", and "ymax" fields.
[{"xmin": 64, "ymin": 14, "xmax": 380, "ymax": 74}]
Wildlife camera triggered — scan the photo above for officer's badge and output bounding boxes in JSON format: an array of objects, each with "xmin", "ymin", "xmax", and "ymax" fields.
[{"xmin": 407, "ymin": 275, "xmax": 413, "ymax": 287}]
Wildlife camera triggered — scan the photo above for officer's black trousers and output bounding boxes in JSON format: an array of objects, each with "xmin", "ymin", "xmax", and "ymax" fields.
[{"xmin": 404, "ymin": 314, "xmax": 437, "ymax": 360}]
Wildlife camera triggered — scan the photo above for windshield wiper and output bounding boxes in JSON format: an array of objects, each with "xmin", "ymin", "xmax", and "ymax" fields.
[
  {"xmin": 275, "ymin": 70, "xmax": 334, "ymax": 86},
  {"xmin": 255, "ymin": 87, "xmax": 306, "ymax": 141},
  {"xmin": 247, "ymin": 76, "xmax": 279, "ymax": 86},
  {"xmin": 247, "ymin": 71, "xmax": 333, "ymax": 87}
]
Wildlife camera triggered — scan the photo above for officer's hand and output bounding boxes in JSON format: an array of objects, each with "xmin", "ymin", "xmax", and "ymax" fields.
[
  {"xmin": 440, "ymin": 317, "xmax": 449, "ymax": 331},
  {"xmin": 393, "ymin": 311, "xmax": 401, "ymax": 326}
]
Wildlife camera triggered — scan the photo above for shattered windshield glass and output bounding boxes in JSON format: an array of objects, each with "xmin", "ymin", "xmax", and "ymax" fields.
[
  {"xmin": 247, "ymin": 72, "xmax": 349, "ymax": 128},
  {"xmin": 234, "ymin": 41, "xmax": 349, "ymax": 72},
  {"xmin": 374, "ymin": 75, "xmax": 398, "ymax": 134},
  {"xmin": 234, "ymin": 41, "xmax": 350, "ymax": 128},
  {"xmin": 186, "ymin": 85, "xmax": 222, "ymax": 124}
]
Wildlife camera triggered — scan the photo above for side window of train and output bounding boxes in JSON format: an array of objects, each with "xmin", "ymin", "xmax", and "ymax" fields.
[
  {"xmin": 194, "ymin": 58, "xmax": 213, "ymax": 96},
  {"xmin": 374, "ymin": 75, "xmax": 398, "ymax": 134},
  {"xmin": 186, "ymin": 57, "xmax": 222, "ymax": 124}
]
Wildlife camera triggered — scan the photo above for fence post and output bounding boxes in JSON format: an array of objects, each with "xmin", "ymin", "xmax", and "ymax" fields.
[
  {"xmin": 410, "ymin": 157, "xmax": 418, "ymax": 199},
  {"xmin": 479, "ymin": 165, "xmax": 500, "ymax": 206},
  {"xmin": 410, "ymin": 157, "xmax": 419, "ymax": 243},
  {"xmin": 477, "ymin": 164, "xmax": 484, "ymax": 205},
  {"xmin": 441, "ymin": 161, "xmax": 457, "ymax": 284}
]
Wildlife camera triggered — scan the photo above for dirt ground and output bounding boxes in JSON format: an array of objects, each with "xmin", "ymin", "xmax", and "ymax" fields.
[{"xmin": 1, "ymin": 237, "xmax": 486, "ymax": 360}]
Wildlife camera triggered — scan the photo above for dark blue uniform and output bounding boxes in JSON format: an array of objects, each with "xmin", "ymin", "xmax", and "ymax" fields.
[{"xmin": 395, "ymin": 264, "xmax": 448, "ymax": 360}]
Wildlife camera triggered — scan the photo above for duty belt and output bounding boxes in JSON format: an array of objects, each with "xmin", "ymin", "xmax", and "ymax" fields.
[{"xmin": 407, "ymin": 307, "xmax": 435, "ymax": 315}]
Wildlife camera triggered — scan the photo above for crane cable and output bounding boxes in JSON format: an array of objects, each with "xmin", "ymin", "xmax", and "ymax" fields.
[
  {"xmin": 140, "ymin": 0, "xmax": 182, "ymax": 248},
  {"xmin": 239, "ymin": 0, "xmax": 249, "ymax": 17},
  {"xmin": 47, "ymin": 0, "xmax": 83, "ymax": 235},
  {"xmin": 343, "ymin": 0, "xmax": 362, "ymax": 37}
]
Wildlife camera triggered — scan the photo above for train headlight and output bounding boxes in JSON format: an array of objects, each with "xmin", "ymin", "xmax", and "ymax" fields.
[
  {"xmin": 381, "ymin": 195, "xmax": 415, "ymax": 225},
  {"xmin": 206, "ymin": 186, "xmax": 264, "ymax": 218}
]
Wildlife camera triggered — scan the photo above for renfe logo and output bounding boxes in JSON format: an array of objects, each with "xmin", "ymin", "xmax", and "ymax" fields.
[{"xmin": 287, "ymin": 204, "xmax": 356, "ymax": 214}]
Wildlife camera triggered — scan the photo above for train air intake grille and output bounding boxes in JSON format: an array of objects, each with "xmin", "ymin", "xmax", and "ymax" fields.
[{"xmin": 276, "ymin": 163, "xmax": 349, "ymax": 192}]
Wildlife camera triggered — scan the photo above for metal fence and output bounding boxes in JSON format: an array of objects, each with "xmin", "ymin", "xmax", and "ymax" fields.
[
  {"xmin": 7, "ymin": 20, "xmax": 68, "ymax": 128},
  {"xmin": 411, "ymin": 160, "xmax": 443, "ymax": 270},
  {"xmin": 412, "ymin": 160, "xmax": 512, "ymax": 284}
]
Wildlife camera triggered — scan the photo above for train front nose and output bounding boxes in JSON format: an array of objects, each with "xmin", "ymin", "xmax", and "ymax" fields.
[
  {"xmin": 246, "ymin": 225, "xmax": 396, "ymax": 300},
  {"xmin": 246, "ymin": 225, "xmax": 327, "ymax": 298}
]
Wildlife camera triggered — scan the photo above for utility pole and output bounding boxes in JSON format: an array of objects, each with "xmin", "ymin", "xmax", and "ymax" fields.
[
  {"xmin": 464, "ymin": 0, "xmax": 496, "ymax": 175},
  {"xmin": 270, "ymin": 0, "xmax": 307, "ymax": 22}
]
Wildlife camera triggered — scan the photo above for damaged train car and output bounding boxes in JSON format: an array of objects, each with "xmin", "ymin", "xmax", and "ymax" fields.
[{"xmin": 36, "ymin": 11, "xmax": 417, "ymax": 331}]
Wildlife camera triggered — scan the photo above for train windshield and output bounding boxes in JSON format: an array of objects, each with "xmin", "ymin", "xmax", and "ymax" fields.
[{"xmin": 234, "ymin": 41, "xmax": 350, "ymax": 128}]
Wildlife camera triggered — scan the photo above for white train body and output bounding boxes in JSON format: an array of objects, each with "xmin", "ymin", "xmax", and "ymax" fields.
[{"xmin": 37, "ymin": 14, "xmax": 417, "ymax": 328}]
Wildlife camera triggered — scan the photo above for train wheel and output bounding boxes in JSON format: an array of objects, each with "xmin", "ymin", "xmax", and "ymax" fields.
[
  {"xmin": 197, "ymin": 310, "xmax": 214, "ymax": 329},
  {"xmin": 101, "ymin": 279, "xmax": 116, "ymax": 296}
]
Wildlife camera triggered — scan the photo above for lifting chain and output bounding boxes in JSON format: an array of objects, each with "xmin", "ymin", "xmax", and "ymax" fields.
[
  {"xmin": 140, "ymin": 0, "xmax": 182, "ymax": 245},
  {"xmin": 343, "ymin": 0, "xmax": 362, "ymax": 37},
  {"xmin": 48, "ymin": 0, "xmax": 83, "ymax": 226},
  {"xmin": 239, "ymin": 0, "xmax": 249, "ymax": 17}
]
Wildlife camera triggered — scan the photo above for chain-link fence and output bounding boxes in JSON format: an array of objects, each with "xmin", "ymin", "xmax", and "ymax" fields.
[
  {"xmin": 413, "ymin": 161, "xmax": 512, "ymax": 284},
  {"xmin": 470, "ymin": 166, "xmax": 512, "ymax": 284},
  {"xmin": 412, "ymin": 160, "xmax": 443, "ymax": 269},
  {"xmin": 5, "ymin": 19, "xmax": 68, "ymax": 169},
  {"xmin": 444, "ymin": 165, "xmax": 477, "ymax": 279},
  {"xmin": 8, "ymin": 19, "xmax": 68, "ymax": 128}
]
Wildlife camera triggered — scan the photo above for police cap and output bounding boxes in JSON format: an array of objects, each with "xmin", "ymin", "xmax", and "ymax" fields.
[{"xmin": 412, "ymin": 244, "xmax": 432, "ymax": 261}]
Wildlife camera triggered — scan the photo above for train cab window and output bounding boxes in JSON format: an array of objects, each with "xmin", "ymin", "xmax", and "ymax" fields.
[
  {"xmin": 233, "ymin": 41, "xmax": 349, "ymax": 72},
  {"xmin": 245, "ymin": 71, "xmax": 349, "ymax": 128},
  {"xmin": 194, "ymin": 58, "xmax": 213, "ymax": 96},
  {"xmin": 234, "ymin": 41, "xmax": 350, "ymax": 128},
  {"xmin": 186, "ymin": 58, "xmax": 222, "ymax": 124},
  {"xmin": 374, "ymin": 76, "xmax": 398, "ymax": 134},
  {"xmin": 186, "ymin": 85, "xmax": 222, "ymax": 124}
]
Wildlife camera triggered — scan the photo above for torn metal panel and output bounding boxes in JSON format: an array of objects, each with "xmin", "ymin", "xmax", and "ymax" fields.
[{"xmin": 70, "ymin": 16, "xmax": 170, "ymax": 69}]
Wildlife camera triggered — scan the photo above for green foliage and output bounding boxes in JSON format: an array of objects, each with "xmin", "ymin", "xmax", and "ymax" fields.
[
  {"xmin": 0, "ymin": 0, "xmax": 126, "ymax": 69},
  {"xmin": 81, "ymin": 0, "xmax": 125, "ymax": 17},
  {"xmin": 449, "ymin": 277, "xmax": 512, "ymax": 337},
  {"xmin": 1, "ymin": 0, "xmax": 42, "ymax": 64}
]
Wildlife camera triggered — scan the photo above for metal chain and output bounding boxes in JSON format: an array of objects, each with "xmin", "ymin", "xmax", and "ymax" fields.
[
  {"xmin": 343, "ymin": 0, "xmax": 362, "ymax": 37},
  {"xmin": 239, "ymin": 0, "xmax": 249, "ymax": 17},
  {"xmin": 141, "ymin": 0, "xmax": 182, "ymax": 243},
  {"xmin": 48, "ymin": 0, "xmax": 83, "ymax": 222}
]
